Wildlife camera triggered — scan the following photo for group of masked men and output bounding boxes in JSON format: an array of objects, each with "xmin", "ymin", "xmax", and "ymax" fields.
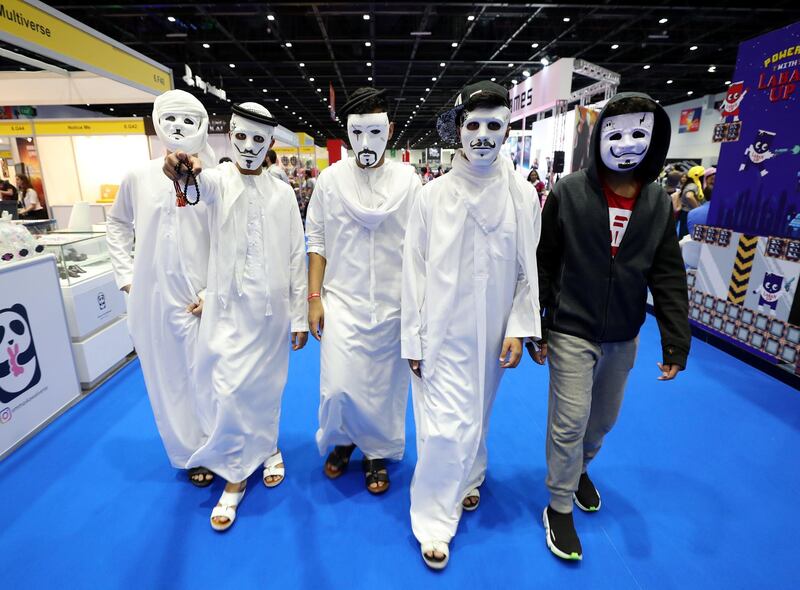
[{"xmin": 106, "ymin": 81, "xmax": 690, "ymax": 569}]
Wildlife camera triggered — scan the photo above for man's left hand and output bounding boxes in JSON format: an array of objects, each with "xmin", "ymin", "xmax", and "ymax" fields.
[
  {"xmin": 657, "ymin": 362, "xmax": 682, "ymax": 381},
  {"xmin": 292, "ymin": 331, "xmax": 309, "ymax": 351},
  {"xmin": 500, "ymin": 338, "xmax": 523, "ymax": 369},
  {"xmin": 187, "ymin": 299, "xmax": 204, "ymax": 317}
]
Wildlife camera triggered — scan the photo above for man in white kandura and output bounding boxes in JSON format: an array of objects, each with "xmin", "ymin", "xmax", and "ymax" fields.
[
  {"xmin": 164, "ymin": 102, "xmax": 308, "ymax": 532},
  {"xmin": 106, "ymin": 89, "xmax": 216, "ymax": 488},
  {"xmin": 402, "ymin": 81, "xmax": 542, "ymax": 569},
  {"xmin": 306, "ymin": 87, "xmax": 422, "ymax": 494}
]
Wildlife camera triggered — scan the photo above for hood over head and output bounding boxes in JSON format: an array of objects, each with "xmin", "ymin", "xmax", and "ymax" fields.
[{"xmin": 588, "ymin": 92, "xmax": 671, "ymax": 186}]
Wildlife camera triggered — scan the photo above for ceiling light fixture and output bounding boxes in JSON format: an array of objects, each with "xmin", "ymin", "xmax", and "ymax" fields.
[
  {"xmin": 248, "ymin": 78, "xmax": 253, "ymax": 82},
  {"xmin": 367, "ymin": 61, "xmax": 372, "ymax": 66},
  {"xmin": 563, "ymin": 17, "xmax": 571, "ymax": 22},
  {"xmin": 431, "ymin": 77, "xmax": 437, "ymax": 81},
  {"xmin": 508, "ymin": 63, "xmax": 514, "ymax": 67},
  {"xmin": 229, "ymin": 63, "xmax": 235, "ymax": 68},
  {"xmin": 643, "ymin": 64, "xmax": 651, "ymax": 69},
  {"xmin": 167, "ymin": 16, "xmax": 176, "ymax": 23},
  {"xmin": 440, "ymin": 62, "xmax": 446, "ymax": 67},
  {"xmin": 523, "ymin": 70, "xmax": 531, "ymax": 77},
  {"xmin": 363, "ymin": 14, "xmax": 370, "ymax": 20},
  {"xmin": 299, "ymin": 62, "xmax": 305, "ymax": 67},
  {"xmin": 690, "ymin": 45, "xmax": 698, "ymax": 51},
  {"xmin": 267, "ymin": 14, "xmax": 275, "ymax": 22},
  {"xmin": 467, "ymin": 15, "xmax": 475, "ymax": 21},
  {"xmin": 725, "ymin": 80, "xmax": 731, "ymax": 85},
  {"xmin": 511, "ymin": 79, "xmax": 518, "ymax": 85},
  {"xmin": 368, "ymin": 76, "xmax": 373, "ymax": 81},
  {"xmin": 263, "ymin": 88, "xmax": 268, "ymax": 92},
  {"xmin": 611, "ymin": 44, "xmax": 619, "ymax": 50},
  {"xmin": 659, "ymin": 17, "xmax": 668, "ymax": 24},
  {"xmin": 687, "ymin": 90, "xmax": 694, "ymax": 95},
  {"xmin": 425, "ymin": 87, "xmax": 430, "ymax": 91},
  {"xmin": 531, "ymin": 42, "xmax": 539, "ymax": 49},
  {"xmin": 490, "ymin": 77, "xmax": 496, "ymax": 82},
  {"xmin": 202, "ymin": 43, "xmax": 210, "ymax": 49},
  {"xmin": 666, "ymin": 79, "xmax": 673, "ymax": 84},
  {"xmin": 309, "ymin": 77, "xmax": 315, "ymax": 81},
  {"xmin": 540, "ymin": 57, "xmax": 550, "ymax": 66},
  {"xmin": 365, "ymin": 41, "xmax": 371, "ymax": 47},
  {"xmin": 451, "ymin": 42, "xmax": 458, "ymax": 48}
]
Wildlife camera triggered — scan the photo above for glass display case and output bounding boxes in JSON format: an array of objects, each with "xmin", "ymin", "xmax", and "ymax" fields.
[{"xmin": 35, "ymin": 231, "xmax": 113, "ymax": 286}]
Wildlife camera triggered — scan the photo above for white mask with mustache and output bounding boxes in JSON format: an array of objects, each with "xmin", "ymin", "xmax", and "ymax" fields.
[
  {"xmin": 347, "ymin": 112, "xmax": 390, "ymax": 168},
  {"xmin": 599, "ymin": 112, "xmax": 654, "ymax": 172},
  {"xmin": 229, "ymin": 113, "xmax": 274, "ymax": 170},
  {"xmin": 460, "ymin": 106, "xmax": 510, "ymax": 167}
]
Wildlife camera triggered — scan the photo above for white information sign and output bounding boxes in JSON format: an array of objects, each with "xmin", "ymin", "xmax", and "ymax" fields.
[{"xmin": 0, "ymin": 255, "xmax": 81, "ymax": 457}]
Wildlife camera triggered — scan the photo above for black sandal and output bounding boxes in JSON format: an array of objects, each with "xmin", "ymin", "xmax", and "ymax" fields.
[
  {"xmin": 362, "ymin": 457, "xmax": 390, "ymax": 494},
  {"xmin": 324, "ymin": 444, "xmax": 356, "ymax": 479},
  {"xmin": 188, "ymin": 467, "xmax": 215, "ymax": 488}
]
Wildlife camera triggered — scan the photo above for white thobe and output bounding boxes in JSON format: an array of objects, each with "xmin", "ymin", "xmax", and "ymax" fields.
[
  {"xmin": 401, "ymin": 153, "xmax": 542, "ymax": 544},
  {"xmin": 306, "ymin": 158, "xmax": 421, "ymax": 460},
  {"xmin": 185, "ymin": 163, "xmax": 307, "ymax": 483},
  {"xmin": 106, "ymin": 158, "xmax": 211, "ymax": 467}
]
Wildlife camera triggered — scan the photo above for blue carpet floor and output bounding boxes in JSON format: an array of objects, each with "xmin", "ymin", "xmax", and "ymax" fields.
[{"xmin": 1, "ymin": 315, "xmax": 798, "ymax": 589}]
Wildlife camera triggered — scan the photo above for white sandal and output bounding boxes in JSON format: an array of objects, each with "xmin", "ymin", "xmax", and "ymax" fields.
[
  {"xmin": 262, "ymin": 451, "xmax": 285, "ymax": 488},
  {"xmin": 210, "ymin": 483, "xmax": 247, "ymax": 532},
  {"xmin": 462, "ymin": 488, "xmax": 480, "ymax": 512},
  {"xmin": 421, "ymin": 541, "xmax": 450, "ymax": 570}
]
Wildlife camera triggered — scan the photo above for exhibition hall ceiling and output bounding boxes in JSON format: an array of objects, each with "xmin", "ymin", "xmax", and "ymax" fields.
[{"xmin": 31, "ymin": 2, "xmax": 800, "ymax": 147}]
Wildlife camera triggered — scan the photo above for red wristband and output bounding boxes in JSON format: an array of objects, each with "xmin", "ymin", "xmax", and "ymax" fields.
[{"xmin": 307, "ymin": 292, "xmax": 321, "ymax": 301}]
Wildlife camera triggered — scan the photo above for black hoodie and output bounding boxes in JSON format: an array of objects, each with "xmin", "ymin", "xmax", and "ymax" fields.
[{"xmin": 537, "ymin": 92, "xmax": 690, "ymax": 367}]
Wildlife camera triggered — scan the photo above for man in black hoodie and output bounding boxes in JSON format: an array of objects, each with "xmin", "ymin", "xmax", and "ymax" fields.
[{"xmin": 533, "ymin": 93, "xmax": 690, "ymax": 560}]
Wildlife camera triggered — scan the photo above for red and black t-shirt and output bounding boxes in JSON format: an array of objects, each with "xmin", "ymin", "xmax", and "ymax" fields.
[{"xmin": 602, "ymin": 181, "xmax": 640, "ymax": 257}]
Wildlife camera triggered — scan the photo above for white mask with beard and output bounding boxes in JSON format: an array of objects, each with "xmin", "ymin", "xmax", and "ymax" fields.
[
  {"xmin": 152, "ymin": 89, "xmax": 209, "ymax": 156},
  {"xmin": 347, "ymin": 113, "xmax": 390, "ymax": 168},
  {"xmin": 599, "ymin": 112, "xmax": 654, "ymax": 172},
  {"xmin": 460, "ymin": 106, "xmax": 510, "ymax": 167},
  {"xmin": 229, "ymin": 113, "xmax": 274, "ymax": 171}
]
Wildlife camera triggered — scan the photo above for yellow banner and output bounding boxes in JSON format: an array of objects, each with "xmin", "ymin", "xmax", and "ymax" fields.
[
  {"xmin": 34, "ymin": 119, "xmax": 145, "ymax": 136},
  {"xmin": 0, "ymin": 1, "xmax": 171, "ymax": 94},
  {"xmin": 0, "ymin": 150, "xmax": 11, "ymax": 158},
  {"xmin": 0, "ymin": 120, "xmax": 33, "ymax": 136}
]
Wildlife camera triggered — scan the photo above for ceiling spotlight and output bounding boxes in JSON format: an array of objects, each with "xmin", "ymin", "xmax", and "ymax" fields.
[
  {"xmin": 611, "ymin": 44, "xmax": 619, "ymax": 50},
  {"xmin": 511, "ymin": 79, "xmax": 518, "ymax": 85},
  {"xmin": 285, "ymin": 42, "xmax": 293, "ymax": 48},
  {"xmin": 284, "ymin": 105, "xmax": 288, "ymax": 109},
  {"xmin": 440, "ymin": 62, "xmax": 446, "ymax": 67},
  {"xmin": 368, "ymin": 76, "xmax": 373, "ymax": 81},
  {"xmin": 248, "ymin": 78, "xmax": 253, "ymax": 82},
  {"xmin": 708, "ymin": 66, "xmax": 716, "ymax": 73},
  {"xmin": 467, "ymin": 15, "xmax": 475, "ymax": 21},
  {"xmin": 643, "ymin": 64, "xmax": 651, "ymax": 70},
  {"xmin": 490, "ymin": 77, "xmax": 496, "ymax": 82},
  {"xmin": 432, "ymin": 77, "xmax": 437, "ymax": 81},
  {"xmin": 229, "ymin": 63, "xmax": 236, "ymax": 68},
  {"xmin": 451, "ymin": 42, "xmax": 458, "ymax": 48},
  {"xmin": 167, "ymin": 16, "xmax": 176, "ymax": 23},
  {"xmin": 725, "ymin": 80, "xmax": 731, "ymax": 85},
  {"xmin": 508, "ymin": 63, "xmax": 514, "ymax": 67},
  {"xmin": 212, "ymin": 112, "xmax": 216, "ymax": 116},
  {"xmin": 563, "ymin": 17, "xmax": 571, "ymax": 22},
  {"xmin": 367, "ymin": 61, "xmax": 372, "ymax": 66},
  {"xmin": 109, "ymin": 107, "xmax": 115, "ymax": 111},
  {"xmin": 531, "ymin": 42, "xmax": 539, "ymax": 49},
  {"xmin": 267, "ymin": 14, "xmax": 275, "ymax": 21},
  {"xmin": 425, "ymin": 87, "xmax": 430, "ymax": 91},
  {"xmin": 365, "ymin": 41, "xmax": 372, "ymax": 47},
  {"xmin": 299, "ymin": 62, "xmax": 305, "ymax": 67},
  {"xmin": 666, "ymin": 79, "xmax": 673, "ymax": 84},
  {"xmin": 523, "ymin": 70, "xmax": 531, "ymax": 77},
  {"xmin": 363, "ymin": 14, "xmax": 370, "ymax": 20},
  {"xmin": 659, "ymin": 17, "xmax": 668, "ymax": 24},
  {"xmin": 262, "ymin": 88, "xmax": 268, "ymax": 92},
  {"xmin": 276, "ymin": 98, "xmax": 280, "ymax": 102},
  {"xmin": 690, "ymin": 45, "xmax": 698, "ymax": 51},
  {"xmin": 420, "ymin": 98, "xmax": 425, "ymax": 102},
  {"xmin": 540, "ymin": 57, "xmax": 550, "ymax": 66},
  {"xmin": 292, "ymin": 111, "xmax": 296, "ymax": 115},
  {"xmin": 202, "ymin": 43, "xmax": 210, "ymax": 49},
  {"xmin": 687, "ymin": 90, "xmax": 694, "ymax": 95},
  {"xmin": 309, "ymin": 77, "xmax": 315, "ymax": 82},
  {"xmin": 316, "ymin": 87, "xmax": 321, "ymax": 92}
]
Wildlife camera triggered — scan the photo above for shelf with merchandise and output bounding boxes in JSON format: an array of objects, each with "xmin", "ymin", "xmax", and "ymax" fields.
[{"xmin": 35, "ymin": 231, "xmax": 113, "ymax": 287}]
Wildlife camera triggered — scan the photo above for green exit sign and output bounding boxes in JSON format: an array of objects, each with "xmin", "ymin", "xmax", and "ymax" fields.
[{"xmin": 16, "ymin": 106, "xmax": 37, "ymax": 118}]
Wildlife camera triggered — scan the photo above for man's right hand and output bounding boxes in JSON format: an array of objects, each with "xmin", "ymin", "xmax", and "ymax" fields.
[
  {"xmin": 408, "ymin": 359, "xmax": 422, "ymax": 378},
  {"xmin": 121, "ymin": 284, "xmax": 131, "ymax": 294},
  {"xmin": 308, "ymin": 298, "xmax": 325, "ymax": 341},
  {"xmin": 163, "ymin": 151, "xmax": 202, "ymax": 182},
  {"xmin": 528, "ymin": 341, "xmax": 548, "ymax": 365}
]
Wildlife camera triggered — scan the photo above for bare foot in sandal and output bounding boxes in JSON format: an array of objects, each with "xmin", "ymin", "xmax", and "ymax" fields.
[
  {"xmin": 363, "ymin": 457, "xmax": 390, "ymax": 494},
  {"xmin": 324, "ymin": 444, "xmax": 356, "ymax": 479},
  {"xmin": 263, "ymin": 451, "xmax": 285, "ymax": 487},
  {"xmin": 188, "ymin": 467, "xmax": 214, "ymax": 487}
]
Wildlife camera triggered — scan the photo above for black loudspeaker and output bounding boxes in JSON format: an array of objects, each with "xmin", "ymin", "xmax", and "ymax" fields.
[{"xmin": 552, "ymin": 150, "xmax": 565, "ymax": 173}]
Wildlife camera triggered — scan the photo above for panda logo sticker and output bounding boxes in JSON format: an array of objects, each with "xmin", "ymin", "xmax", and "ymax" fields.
[
  {"xmin": 0, "ymin": 304, "xmax": 42, "ymax": 404},
  {"xmin": 97, "ymin": 292, "xmax": 107, "ymax": 311}
]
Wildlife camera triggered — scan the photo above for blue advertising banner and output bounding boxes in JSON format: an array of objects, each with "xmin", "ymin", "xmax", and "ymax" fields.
[{"xmin": 708, "ymin": 22, "xmax": 800, "ymax": 238}]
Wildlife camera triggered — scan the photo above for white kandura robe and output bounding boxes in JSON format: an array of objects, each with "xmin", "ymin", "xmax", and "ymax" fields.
[
  {"xmin": 401, "ymin": 152, "xmax": 542, "ymax": 544},
  {"xmin": 106, "ymin": 158, "xmax": 211, "ymax": 467},
  {"xmin": 184, "ymin": 163, "xmax": 307, "ymax": 483},
  {"xmin": 306, "ymin": 158, "xmax": 421, "ymax": 460}
]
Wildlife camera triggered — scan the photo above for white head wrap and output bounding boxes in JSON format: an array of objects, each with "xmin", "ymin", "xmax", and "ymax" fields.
[{"xmin": 152, "ymin": 89, "xmax": 216, "ymax": 166}]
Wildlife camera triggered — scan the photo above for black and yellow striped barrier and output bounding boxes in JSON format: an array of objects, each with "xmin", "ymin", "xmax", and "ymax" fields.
[{"xmin": 727, "ymin": 235, "xmax": 759, "ymax": 304}]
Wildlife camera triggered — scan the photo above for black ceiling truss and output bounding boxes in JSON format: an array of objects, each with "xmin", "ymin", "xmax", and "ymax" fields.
[{"xmin": 25, "ymin": 1, "xmax": 798, "ymax": 148}]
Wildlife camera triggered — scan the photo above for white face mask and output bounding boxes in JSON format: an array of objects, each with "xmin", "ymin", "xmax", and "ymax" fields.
[
  {"xmin": 347, "ymin": 113, "xmax": 390, "ymax": 168},
  {"xmin": 460, "ymin": 106, "xmax": 510, "ymax": 167},
  {"xmin": 229, "ymin": 114, "xmax": 274, "ymax": 170},
  {"xmin": 157, "ymin": 111, "xmax": 204, "ymax": 153},
  {"xmin": 599, "ymin": 112, "xmax": 654, "ymax": 172}
]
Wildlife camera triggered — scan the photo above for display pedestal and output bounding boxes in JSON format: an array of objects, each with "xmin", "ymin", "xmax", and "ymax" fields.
[{"xmin": 71, "ymin": 315, "xmax": 133, "ymax": 389}]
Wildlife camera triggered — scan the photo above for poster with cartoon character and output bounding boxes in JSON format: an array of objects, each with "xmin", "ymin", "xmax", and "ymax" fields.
[
  {"xmin": 708, "ymin": 21, "xmax": 800, "ymax": 238},
  {"xmin": 744, "ymin": 239, "xmax": 800, "ymax": 321},
  {"xmin": 0, "ymin": 256, "xmax": 80, "ymax": 457}
]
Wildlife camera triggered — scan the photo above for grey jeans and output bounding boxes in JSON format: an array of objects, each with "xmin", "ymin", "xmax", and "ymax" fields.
[{"xmin": 545, "ymin": 331, "xmax": 638, "ymax": 513}]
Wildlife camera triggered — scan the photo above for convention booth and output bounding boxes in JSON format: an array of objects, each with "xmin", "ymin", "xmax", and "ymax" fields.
[
  {"xmin": 688, "ymin": 21, "xmax": 800, "ymax": 377},
  {"xmin": 0, "ymin": 0, "xmax": 174, "ymax": 456}
]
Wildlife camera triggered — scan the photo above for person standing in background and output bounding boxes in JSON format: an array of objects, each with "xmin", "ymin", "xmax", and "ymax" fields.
[
  {"xmin": 17, "ymin": 175, "xmax": 46, "ymax": 220},
  {"xmin": 266, "ymin": 149, "xmax": 290, "ymax": 184}
]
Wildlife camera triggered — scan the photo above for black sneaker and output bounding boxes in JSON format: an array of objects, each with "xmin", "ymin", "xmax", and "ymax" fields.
[
  {"xmin": 543, "ymin": 506, "xmax": 582, "ymax": 561},
  {"xmin": 573, "ymin": 472, "xmax": 601, "ymax": 512}
]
